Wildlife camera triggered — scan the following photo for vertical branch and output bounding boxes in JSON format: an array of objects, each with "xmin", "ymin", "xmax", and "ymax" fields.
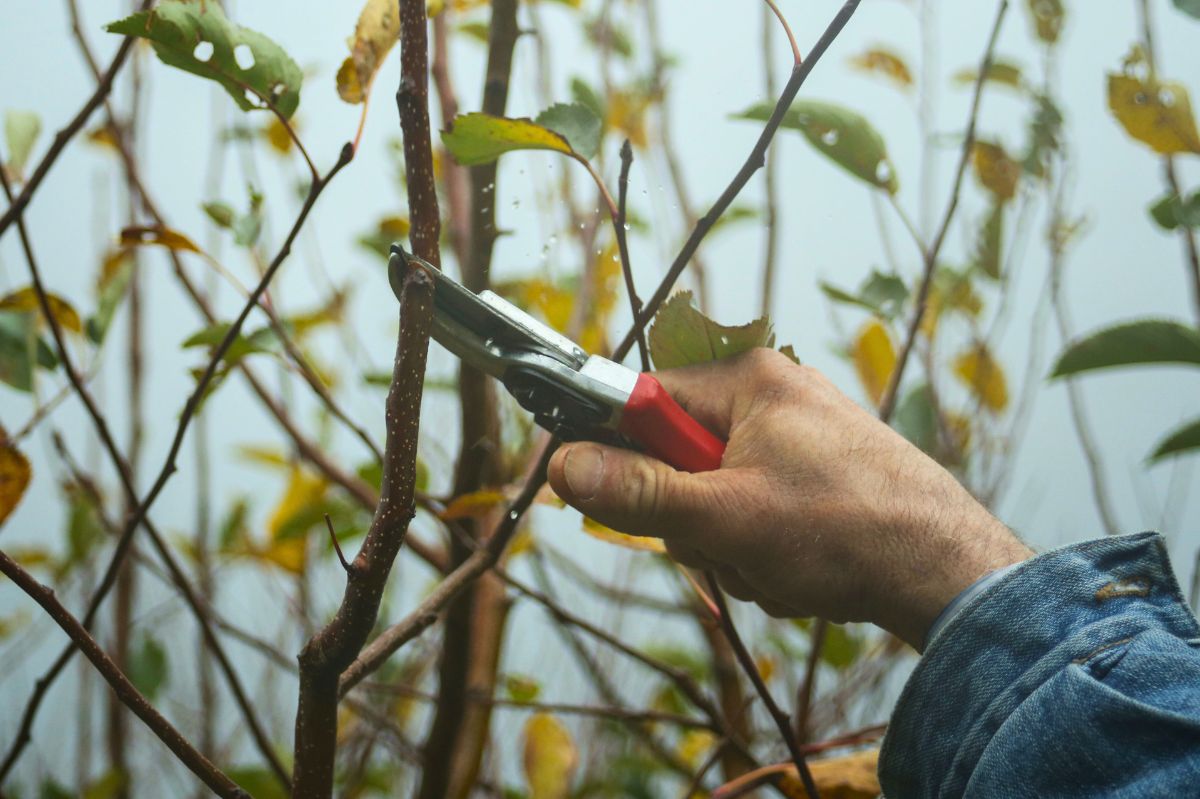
[
  {"xmin": 291, "ymin": 1, "xmax": 441, "ymax": 796},
  {"xmin": 0, "ymin": 552, "xmax": 249, "ymax": 799},
  {"xmin": 616, "ymin": 140, "xmax": 650, "ymax": 371},
  {"xmin": 759, "ymin": 0, "xmax": 782, "ymax": 317},
  {"xmin": 703, "ymin": 573, "xmax": 820, "ymax": 799},
  {"xmin": 876, "ymin": 0, "xmax": 1008, "ymax": 423}
]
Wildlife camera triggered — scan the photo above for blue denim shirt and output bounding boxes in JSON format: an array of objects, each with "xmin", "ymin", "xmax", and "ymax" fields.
[{"xmin": 879, "ymin": 532, "xmax": 1200, "ymax": 797}]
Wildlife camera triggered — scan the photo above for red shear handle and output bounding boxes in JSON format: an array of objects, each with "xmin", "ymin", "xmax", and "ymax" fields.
[{"xmin": 617, "ymin": 373, "xmax": 725, "ymax": 472}]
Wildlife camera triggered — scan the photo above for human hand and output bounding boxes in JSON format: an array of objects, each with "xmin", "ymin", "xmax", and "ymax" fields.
[{"xmin": 547, "ymin": 349, "xmax": 1032, "ymax": 650}]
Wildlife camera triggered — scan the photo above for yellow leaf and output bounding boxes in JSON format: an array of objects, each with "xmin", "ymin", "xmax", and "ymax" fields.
[
  {"xmin": 522, "ymin": 713, "xmax": 578, "ymax": 799},
  {"xmin": 755, "ymin": 653, "xmax": 775, "ymax": 683},
  {"xmin": 442, "ymin": 113, "xmax": 573, "ymax": 166},
  {"xmin": 99, "ymin": 248, "xmax": 134, "ymax": 290},
  {"xmin": 440, "ymin": 489, "xmax": 507, "ymax": 521},
  {"xmin": 778, "ymin": 749, "xmax": 881, "ymax": 799},
  {"xmin": 848, "ymin": 47, "xmax": 913, "ymax": 89},
  {"xmin": 953, "ymin": 344, "xmax": 1008, "ymax": 413},
  {"xmin": 0, "ymin": 428, "xmax": 32, "ymax": 528},
  {"xmin": 7, "ymin": 547, "xmax": 53, "ymax": 568},
  {"xmin": 338, "ymin": 0, "xmax": 401, "ymax": 105},
  {"xmin": 235, "ymin": 444, "xmax": 291, "ymax": 470},
  {"xmin": 579, "ymin": 241, "xmax": 621, "ymax": 354},
  {"xmin": 260, "ymin": 467, "xmax": 329, "ymax": 574},
  {"xmin": 263, "ymin": 115, "xmax": 294, "ymax": 153},
  {"xmin": 851, "ymin": 320, "xmax": 896, "ymax": 406},
  {"xmin": 0, "ymin": 611, "xmax": 29, "ymax": 639},
  {"xmin": 119, "ymin": 225, "xmax": 202, "ymax": 254},
  {"xmin": 506, "ymin": 528, "xmax": 536, "ymax": 560},
  {"xmin": 0, "ymin": 288, "xmax": 83, "ymax": 334},
  {"xmin": 607, "ymin": 90, "xmax": 649, "ymax": 149},
  {"xmin": 677, "ymin": 730, "xmax": 716, "ymax": 768},
  {"xmin": 581, "ymin": 515, "xmax": 666, "ymax": 553},
  {"xmin": 1107, "ymin": 73, "xmax": 1200, "ymax": 155},
  {"xmin": 85, "ymin": 125, "xmax": 121, "ymax": 151},
  {"xmin": 972, "ymin": 141, "xmax": 1020, "ymax": 202}
]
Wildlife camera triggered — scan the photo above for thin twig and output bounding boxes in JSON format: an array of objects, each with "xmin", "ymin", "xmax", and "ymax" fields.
[
  {"xmin": 616, "ymin": 140, "xmax": 650, "ymax": 371},
  {"xmin": 0, "ymin": 1, "xmax": 149, "ymax": 239},
  {"xmin": 877, "ymin": 0, "xmax": 1008, "ymax": 422},
  {"xmin": 795, "ymin": 617, "xmax": 826, "ymax": 742},
  {"xmin": 0, "ymin": 552, "xmax": 249, "ymax": 799},
  {"xmin": 762, "ymin": 0, "xmax": 804, "ymax": 66},
  {"xmin": 326, "ymin": 513, "xmax": 351, "ymax": 574},
  {"xmin": 704, "ymin": 572, "xmax": 820, "ymax": 798},
  {"xmin": 614, "ymin": 0, "xmax": 863, "ymax": 361}
]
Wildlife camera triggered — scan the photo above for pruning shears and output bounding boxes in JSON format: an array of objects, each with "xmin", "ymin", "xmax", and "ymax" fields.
[{"xmin": 388, "ymin": 245, "xmax": 725, "ymax": 473}]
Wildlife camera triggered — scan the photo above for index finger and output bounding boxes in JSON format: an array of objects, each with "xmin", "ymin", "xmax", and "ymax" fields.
[{"xmin": 650, "ymin": 348, "xmax": 798, "ymax": 437}]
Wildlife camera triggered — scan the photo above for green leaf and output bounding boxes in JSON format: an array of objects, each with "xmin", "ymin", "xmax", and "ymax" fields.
[
  {"xmin": 735, "ymin": 100, "xmax": 898, "ymax": 193},
  {"xmin": 219, "ymin": 497, "xmax": 251, "ymax": 550},
  {"xmin": 127, "ymin": 635, "xmax": 169, "ymax": 701},
  {"xmin": 106, "ymin": 0, "xmax": 303, "ymax": 119},
  {"xmin": 1148, "ymin": 191, "xmax": 1200, "ymax": 230},
  {"xmin": 182, "ymin": 322, "xmax": 279, "ymax": 365},
  {"xmin": 40, "ymin": 777, "xmax": 75, "ymax": 799},
  {"xmin": 505, "ymin": 674, "xmax": 542, "ymax": 703},
  {"xmin": 1173, "ymin": 0, "xmax": 1200, "ymax": 20},
  {"xmin": 0, "ymin": 313, "xmax": 56, "ymax": 393},
  {"xmin": 535, "ymin": 103, "xmax": 601, "ymax": 160},
  {"xmin": 569, "ymin": 77, "xmax": 606, "ymax": 124},
  {"xmin": 1051, "ymin": 319, "xmax": 1200, "ymax": 377},
  {"xmin": 1150, "ymin": 416, "xmax": 1200, "ymax": 461},
  {"xmin": 894, "ymin": 383, "xmax": 937, "ymax": 454},
  {"xmin": 457, "ymin": 21, "xmax": 490, "ymax": 43},
  {"xmin": 820, "ymin": 270, "xmax": 908, "ymax": 319},
  {"xmin": 202, "ymin": 201, "xmax": 235, "ymax": 228},
  {"xmin": 87, "ymin": 251, "xmax": 134, "ymax": 345},
  {"xmin": 648, "ymin": 291, "xmax": 775, "ymax": 370},
  {"xmin": 821, "ymin": 623, "xmax": 862, "ymax": 670},
  {"xmin": 973, "ymin": 202, "xmax": 1004, "ymax": 279},
  {"xmin": 81, "ymin": 771, "xmax": 126, "ymax": 799},
  {"xmin": 4, "ymin": 110, "xmax": 41, "ymax": 178},
  {"xmin": 228, "ymin": 767, "xmax": 288, "ymax": 799},
  {"xmin": 63, "ymin": 490, "xmax": 105, "ymax": 577},
  {"xmin": 443, "ymin": 113, "xmax": 577, "ymax": 166}
]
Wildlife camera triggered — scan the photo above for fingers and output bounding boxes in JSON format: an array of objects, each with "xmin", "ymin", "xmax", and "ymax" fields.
[
  {"xmin": 653, "ymin": 348, "xmax": 801, "ymax": 437},
  {"xmin": 548, "ymin": 442, "xmax": 720, "ymax": 540}
]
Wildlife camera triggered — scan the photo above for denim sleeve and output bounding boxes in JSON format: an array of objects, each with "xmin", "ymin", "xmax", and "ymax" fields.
[{"xmin": 879, "ymin": 532, "xmax": 1200, "ymax": 798}]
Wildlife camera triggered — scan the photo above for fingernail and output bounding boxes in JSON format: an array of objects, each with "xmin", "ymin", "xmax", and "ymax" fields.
[{"xmin": 563, "ymin": 446, "xmax": 604, "ymax": 501}]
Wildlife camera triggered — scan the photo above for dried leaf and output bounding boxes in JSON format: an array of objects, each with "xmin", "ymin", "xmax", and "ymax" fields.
[
  {"xmin": 1026, "ymin": 0, "xmax": 1064, "ymax": 44},
  {"xmin": 848, "ymin": 47, "xmax": 913, "ymax": 89},
  {"xmin": 851, "ymin": 320, "xmax": 896, "ymax": 407},
  {"xmin": 778, "ymin": 749, "xmax": 881, "ymax": 799},
  {"xmin": 581, "ymin": 515, "xmax": 666, "ymax": 553},
  {"xmin": 120, "ymin": 225, "xmax": 202, "ymax": 253},
  {"xmin": 337, "ymin": 0, "xmax": 400, "ymax": 104},
  {"xmin": 954, "ymin": 344, "xmax": 1008, "ymax": 413},
  {"xmin": 0, "ymin": 288, "xmax": 83, "ymax": 334},
  {"xmin": 1107, "ymin": 73, "xmax": 1200, "ymax": 155},
  {"xmin": 972, "ymin": 141, "xmax": 1020, "ymax": 202},
  {"xmin": 952, "ymin": 59, "xmax": 1024, "ymax": 90},
  {"xmin": 523, "ymin": 713, "xmax": 578, "ymax": 799},
  {"xmin": 0, "ymin": 428, "xmax": 32, "ymax": 527},
  {"xmin": 441, "ymin": 489, "xmax": 507, "ymax": 521}
]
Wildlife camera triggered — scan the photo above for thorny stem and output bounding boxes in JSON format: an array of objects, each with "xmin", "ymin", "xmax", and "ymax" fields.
[
  {"xmin": 704, "ymin": 572, "xmax": 820, "ymax": 799},
  {"xmin": 877, "ymin": 0, "xmax": 1008, "ymax": 423},
  {"xmin": 0, "ymin": 552, "xmax": 249, "ymax": 799},
  {"xmin": 616, "ymin": 140, "xmax": 650, "ymax": 371}
]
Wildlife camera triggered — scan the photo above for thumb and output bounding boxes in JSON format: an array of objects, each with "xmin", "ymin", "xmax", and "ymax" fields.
[{"xmin": 547, "ymin": 442, "xmax": 710, "ymax": 539}]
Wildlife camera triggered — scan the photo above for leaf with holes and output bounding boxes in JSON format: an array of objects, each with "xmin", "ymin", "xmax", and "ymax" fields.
[
  {"xmin": 648, "ymin": 291, "xmax": 777, "ymax": 370},
  {"xmin": 106, "ymin": 0, "xmax": 302, "ymax": 118},
  {"xmin": 535, "ymin": 103, "xmax": 602, "ymax": 160},
  {"xmin": 0, "ymin": 428, "xmax": 31, "ymax": 527},
  {"xmin": 0, "ymin": 288, "xmax": 83, "ymax": 335},
  {"xmin": 120, "ymin": 225, "xmax": 202, "ymax": 253},
  {"xmin": 523, "ymin": 713, "xmax": 578, "ymax": 799},
  {"xmin": 736, "ymin": 100, "xmax": 898, "ymax": 193},
  {"xmin": 4, "ymin": 110, "xmax": 41, "ymax": 180},
  {"xmin": 954, "ymin": 344, "xmax": 1008, "ymax": 413},
  {"xmin": 1052, "ymin": 319, "xmax": 1200, "ymax": 377},
  {"xmin": 848, "ymin": 47, "xmax": 913, "ymax": 90},
  {"xmin": 443, "ymin": 113, "xmax": 577, "ymax": 166},
  {"xmin": 851, "ymin": 320, "xmax": 896, "ymax": 407},
  {"xmin": 1150, "ymin": 417, "xmax": 1200, "ymax": 461},
  {"xmin": 337, "ymin": 0, "xmax": 400, "ymax": 104},
  {"xmin": 1107, "ymin": 73, "xmax": 1200, "ymax": 155}
]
